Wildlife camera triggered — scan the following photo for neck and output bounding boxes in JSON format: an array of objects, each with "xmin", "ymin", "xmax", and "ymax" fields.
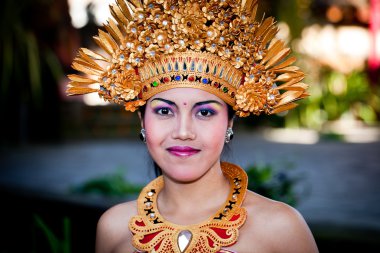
[{"xmin": 157, "ymin": 161, "xmax": 230, "ymax": 225}]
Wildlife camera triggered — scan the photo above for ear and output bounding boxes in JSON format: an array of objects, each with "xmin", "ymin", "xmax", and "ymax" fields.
[{"xmin": 137, "ymin": 111, "xmax": 144, "ymax": 129}]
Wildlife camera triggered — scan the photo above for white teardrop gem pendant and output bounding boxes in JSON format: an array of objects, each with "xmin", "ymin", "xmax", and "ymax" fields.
[{"xmin": 177, "ymin": 230, "xmax": 193, "ymax": 252}]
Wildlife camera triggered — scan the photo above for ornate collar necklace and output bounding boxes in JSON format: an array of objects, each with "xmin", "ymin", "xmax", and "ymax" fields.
[{"xmin": 129, "ymin": 162, "xmax": 248, "ymax": 253}]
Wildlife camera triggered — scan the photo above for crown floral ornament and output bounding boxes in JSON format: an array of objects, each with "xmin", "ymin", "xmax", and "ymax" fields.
[{"xmin": 67, "ymin": 0, "xmax": 309, "ymax": 116}]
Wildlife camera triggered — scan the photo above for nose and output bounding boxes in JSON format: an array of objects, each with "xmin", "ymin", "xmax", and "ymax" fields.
[{"xmin": 171, "ymin": 114, "xmax": 196, "ymax": 141}]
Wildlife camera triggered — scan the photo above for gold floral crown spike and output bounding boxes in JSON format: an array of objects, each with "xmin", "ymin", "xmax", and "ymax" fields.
[{"xmin": 67, "ymin": 0, "xmax": 309, "ymax": 116}]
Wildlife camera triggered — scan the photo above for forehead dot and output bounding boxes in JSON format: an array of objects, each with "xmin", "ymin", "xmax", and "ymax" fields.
[{"xmin": 183, "ymin": 102, "xmax": 187, "ymax": 106}]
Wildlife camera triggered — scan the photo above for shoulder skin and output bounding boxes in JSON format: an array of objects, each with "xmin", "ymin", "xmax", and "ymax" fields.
[
  {"xmin": 236, "ymin": 190, "xmax": 319, "ymax": 253},
  {"xmin": 96, "ymin": 201, "xmax": 137, "ymax": 253}
]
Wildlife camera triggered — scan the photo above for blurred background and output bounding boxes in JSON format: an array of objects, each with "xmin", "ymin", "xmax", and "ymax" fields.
[{"xmin": 0, "ymin": 0, "xmax": 379, "ymax": 252}]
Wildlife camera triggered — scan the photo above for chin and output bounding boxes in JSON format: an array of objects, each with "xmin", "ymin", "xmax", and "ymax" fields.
[
  {"xmin": 160, "ymin": 156, "xmax": 220, "ymax": 183},
  {"xmin": 160, "ymin": 162, "xmax": 206, "ymax": 183}
]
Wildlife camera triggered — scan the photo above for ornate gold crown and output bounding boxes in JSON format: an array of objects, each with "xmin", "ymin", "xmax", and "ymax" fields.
[{"xmin": 67, "ymin": 0, "xmax": 308, "ymax": 117}]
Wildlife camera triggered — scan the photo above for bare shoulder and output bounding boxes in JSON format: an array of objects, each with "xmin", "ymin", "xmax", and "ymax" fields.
[
  {"xmin": 96, "ymin": 200, "xmax": 137, "ymax": 253},
  {"xmin": 239, "ymin": 191, "xmax": 319, "ymax": 253}
]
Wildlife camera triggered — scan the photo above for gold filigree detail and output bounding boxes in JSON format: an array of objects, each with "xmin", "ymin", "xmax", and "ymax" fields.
[{"xmin": 67, "ymin": 0, "xmax": 309, "ymax": 117}]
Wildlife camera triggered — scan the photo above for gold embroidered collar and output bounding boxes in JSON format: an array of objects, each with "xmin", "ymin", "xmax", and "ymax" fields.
[{"xmin": 129, "ymin": 162, "xmax": 248, "ymax": 253}]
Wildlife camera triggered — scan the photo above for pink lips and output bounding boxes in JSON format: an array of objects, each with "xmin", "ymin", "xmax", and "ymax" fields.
[{"xmin": 167, "ymin": 146, "xmax": 200, "ymax": 157}]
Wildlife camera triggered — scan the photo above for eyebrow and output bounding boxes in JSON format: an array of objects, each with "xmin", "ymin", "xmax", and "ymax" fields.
[
  {"xmin": 194, "ymin": 100, "xmax": 223, "ymax": 108},
  {"xmin": 150, "ymin": 98, "xmax": 223, "ymax": 108},
  {"xmin": 150, "ymin": 98, "xmax": 176, "ymax": 106}
]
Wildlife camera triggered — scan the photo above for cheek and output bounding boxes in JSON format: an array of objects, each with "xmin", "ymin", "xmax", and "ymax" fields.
[
  {"xmin": 143, "ymin": 112, "xmax": 170, "ymax": 151},
  {"xmin": 144, "ymin": 124, "xmax": 162, "ymax": 163},
  {"xmin": 196, "ymin": 118, "xmax": 228, "ymax": 150}
]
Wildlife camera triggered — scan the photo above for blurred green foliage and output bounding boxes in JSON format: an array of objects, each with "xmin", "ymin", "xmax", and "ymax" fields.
[
  {"xmin": 33, "ymin": 214, "xmax": 71, "ymax": 253},
  {"xmin": 246, "ymin": 162, "xmax": 300, "ymax": 206},
  {"xmin": 1, "ymin": 0, "xmax": 66, "ymax": 143},
  {"xmin": 286, "ymin": 70, "xmax": 380, "ymax": 130},
  {"xmin": 72, "ymin": 167, "xmax": 143, "ymax": 196},
  {"xmin": 1, "ymin": 0, "xmax": 63, "ymax": 107}
]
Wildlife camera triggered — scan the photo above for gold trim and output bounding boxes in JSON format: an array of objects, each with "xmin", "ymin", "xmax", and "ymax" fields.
[
  {"xmin": 129, "ymin": 162, "xmax": 248, "ymax": 253},
  {"xmin": 139, "ymin": 52, "xmax": 240, "ymax": 106}
]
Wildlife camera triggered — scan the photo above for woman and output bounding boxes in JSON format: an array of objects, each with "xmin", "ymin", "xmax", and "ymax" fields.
[{"xmin": 67, "ymin": 0, "xmax": 318, "ymax": 252}]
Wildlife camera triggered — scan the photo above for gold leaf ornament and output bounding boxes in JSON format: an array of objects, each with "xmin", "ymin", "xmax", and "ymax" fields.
[
  {"xmin": 67, "ymin": 0, "xmax": 309, "ymax": 116},
  {"xmin": 234, "ymin": 82, "xmax": 268, "ymax": 117}
]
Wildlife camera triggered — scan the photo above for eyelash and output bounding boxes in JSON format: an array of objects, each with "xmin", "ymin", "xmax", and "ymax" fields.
[
  {"xmin": 154, "ymin": 107, "xmax": 173, "ymax": 116},
  {"xmin": 153, "ymin": 107, "xmax": 216, "ymax": 118},
  {"xmin": 196, "ymin": 108, "xmax": 216, "ymax": 117}
]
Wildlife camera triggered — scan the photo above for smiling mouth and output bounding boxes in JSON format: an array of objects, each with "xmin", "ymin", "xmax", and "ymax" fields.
[{"xmin": 166, "ymin": 146, "xmax": 200, "ymax": 157}]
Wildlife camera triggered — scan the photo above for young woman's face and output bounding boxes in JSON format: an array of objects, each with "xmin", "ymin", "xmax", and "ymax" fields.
[{"xmin": 142, "ymin": 88, "xmax": 232, "ymax": 183}]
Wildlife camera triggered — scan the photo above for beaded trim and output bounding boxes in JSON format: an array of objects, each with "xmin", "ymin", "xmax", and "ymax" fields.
[{"xmin": 139, "ymin": 52, "xmax": 241, "ymax": 106}]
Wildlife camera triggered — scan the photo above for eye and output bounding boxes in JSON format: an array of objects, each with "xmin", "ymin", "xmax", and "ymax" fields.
[
  {"xmin": 197, "ymin": 109, "xmax": 215, "ymax": 117},
  {"xmin": 156, "ymin": 107, "xmax": 173, "ymax": 115}
]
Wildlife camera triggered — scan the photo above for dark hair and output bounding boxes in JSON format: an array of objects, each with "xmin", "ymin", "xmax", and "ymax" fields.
[{"xmin": 140, "ymin": 102, "xmax": 235, "ymax": 177}]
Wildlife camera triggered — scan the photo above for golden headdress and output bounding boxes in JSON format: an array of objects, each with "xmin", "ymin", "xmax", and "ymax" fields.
[{"xmin": 67, "ymin": 0, "xmax": 308, "ymax": 117}]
